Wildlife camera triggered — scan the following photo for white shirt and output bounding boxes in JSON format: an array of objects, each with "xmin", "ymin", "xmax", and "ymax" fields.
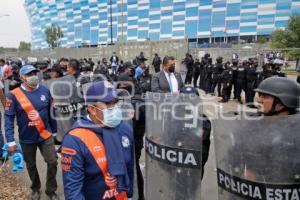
[
  {"xmin": 163, "ymin": 70, "xmax": 178, "ymax": 93},
  {"xmin": 111, "ymin": 56, "xmax": 117, "ymax": 67}
]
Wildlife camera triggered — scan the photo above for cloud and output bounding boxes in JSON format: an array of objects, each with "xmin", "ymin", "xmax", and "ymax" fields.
[{"xmin": 0, "ymin": 0, "xmax": 31, "ymax": 48}]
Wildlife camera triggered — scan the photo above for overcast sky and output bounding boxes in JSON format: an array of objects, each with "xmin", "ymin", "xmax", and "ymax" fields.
[{"xmin": 0, "ymin": 0, "xmax": 31, "ymax": 48}]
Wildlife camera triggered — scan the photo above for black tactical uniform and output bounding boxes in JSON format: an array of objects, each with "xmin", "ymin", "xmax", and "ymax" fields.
[
  {"xmin": 231, "ymin": 60, "xmax": 238, "ymax": 99},
  {"xmin": 137, "ymin": 69, "xmax": 152, "ymax": 94},
  {"xmin": 211, "ymin": 57, "xmax": 224, "ymax": 96},
  {"xmin": 245, "ymin": 63, "xmax": 258, "ymax": 105},
  {"xmin": 219, "ymin": 65, "xmax": 233, "ymax": 102},
  {"xmin": 199, "ymin": 57, "xmax": 207, "ymax": 90},
  {"xmin": 183, "ymin": 54, "xmax": 194, "ymax": 85},
  {"xmin": 204, "ymin": 58, "xmax": 213, "ymax": 94},
  {"xmin": 257, "ymin": 64, "xmax": 273, "ymax": 86},
  {"xmin": 235, "ymin": 62, "xmax": 247, "ymax": 103},
  {"xmin": 193, "ymin": 59, "xmax": 201, "ymax": 88}
]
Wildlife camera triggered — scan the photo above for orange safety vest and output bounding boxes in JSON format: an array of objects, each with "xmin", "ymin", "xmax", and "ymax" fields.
[
  {"xmin": 69, "ymin": 128, "xmax": 128, "ymax": 200},
  {"xmin": 11, "ymin": 87, "xmax": 52, "ymax": 140}
]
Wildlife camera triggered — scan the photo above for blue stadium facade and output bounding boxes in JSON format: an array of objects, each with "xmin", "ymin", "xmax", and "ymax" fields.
[{"xmin": 25, "ymin": 0, "xmax": 300, "ymax": 50}]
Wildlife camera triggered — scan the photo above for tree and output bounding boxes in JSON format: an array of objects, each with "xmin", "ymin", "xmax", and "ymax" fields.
[
  {"xmin": 18, "ymin": 41, "xmax": 31, "ymax": 51},
  {"xmin": 44, "ymin": 24, "xmax": 64, "ymax": 49},
  {"xmin": 257, "ymin": 36, "xmax": 268, "ymax": 44},
  {"xmin": 270, "ymin": 14, "xmax": 300, "ymax": 60}
]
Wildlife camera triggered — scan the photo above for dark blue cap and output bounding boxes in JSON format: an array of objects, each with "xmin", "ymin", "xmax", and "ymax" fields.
[
  {"xmin": 86, "ymin": 81, "xmax": 118, "ymax": 104},
  {"xmin": 180, "ymin": 86, "xmax": 199, "ymax": 96},
  {"xmin": 19, "ymin": 65, "xmax": 39, "ymax": 76}
]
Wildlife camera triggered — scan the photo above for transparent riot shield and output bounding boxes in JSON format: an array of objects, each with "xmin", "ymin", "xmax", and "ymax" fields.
[
  {"xmin": 42, "ymin": 75, "xmax": 86, "ymax": 142},
  {"xmin": 214, "ymin": 112, "xmax": 300, "ymax": 200},
  {"xmin": 4, "ymin": 79, "xmax": 11, "ymax": 96},
  {"xmin": 116, "ymin": 89, "xmax": 134, "ymax": 124},
  {"xmin": 145, "ymin": 92, "xmax": 203, "ymax": 200}
]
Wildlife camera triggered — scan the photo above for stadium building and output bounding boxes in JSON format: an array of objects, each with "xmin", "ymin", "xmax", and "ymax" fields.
[{"xmin": 25, "ymin": 0, "xmax": 300, "ymax": 50}]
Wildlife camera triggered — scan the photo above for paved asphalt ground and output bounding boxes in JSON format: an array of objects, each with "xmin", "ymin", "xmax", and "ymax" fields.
[
  {"xmin": 11, "ymin": 90, "xmax": 256, "ymax": 200},
  {"xmin": 10, "ymin": 74, "xmax": 297, "ymax": 200}
]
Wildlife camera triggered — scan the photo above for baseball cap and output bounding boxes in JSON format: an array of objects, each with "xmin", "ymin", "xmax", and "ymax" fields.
[
  {"xmin": 19, "ymin": 65, "xmax": 39, "ymax": 76},
  {"xmin": 86, "ymin": 81, "xmax": 118, "ymax": 104},
  {"xmin": 50, "ymin": 64, "xmax": 63, "ymax": 76}
]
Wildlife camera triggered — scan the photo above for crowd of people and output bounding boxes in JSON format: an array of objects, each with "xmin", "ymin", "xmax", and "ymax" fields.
[
  {"xmin": 0, "ymin": 50, "xmax": 299, "ymax": 200},
  {"xmin": 182, "ymin": 52, "xmax": 298, "ymax": 107}
]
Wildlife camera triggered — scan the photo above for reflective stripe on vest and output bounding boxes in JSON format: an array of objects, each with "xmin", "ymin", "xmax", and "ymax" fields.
[
  {"xmin": 11, "ymin": 87, "xmax": 51, "ymax": 140},
  {"xmin": 69, "ymin": 128, "xmax": 127, "ymax": 200}
]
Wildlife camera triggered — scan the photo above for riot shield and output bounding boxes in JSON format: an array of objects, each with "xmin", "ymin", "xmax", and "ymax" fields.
[
  {"xmin": 42, "ymin": 75, "xmax": 86, "ymax": 142},
  {"xmin": 214, "ymin": 112, "xmax": 300, "ymax": 200},
  {"xmin": 4, "ymin": 79, "xmax": 11, "ymax": 96},
  {"xmin": 116, "ymin": 89, "xmax": 134, "ymax": 124},
  {"xmin": 145, "ymin": 92, "xmax": 203, "ymax": 200}
]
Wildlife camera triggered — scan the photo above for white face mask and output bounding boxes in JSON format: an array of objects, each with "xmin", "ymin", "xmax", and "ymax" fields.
[
  {"xmin": 25, "ymin": 75, "xmax": 39, "ymax": 88},
  {"xmin": 93, "ymin": 106, "xmax": 123, "ymax": 128}
]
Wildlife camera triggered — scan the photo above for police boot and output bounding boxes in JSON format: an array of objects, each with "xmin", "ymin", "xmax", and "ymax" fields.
[
  {"xmin": 46, "ymin": 192, "xmax": 60, "ymax": 200},
  {"xmin": 31, "ymin": 191, "xmax": 41, "ymax": 200},
  {"xmin": 218, "ymin": 98, "xmax": 228, "ymax": 103}
]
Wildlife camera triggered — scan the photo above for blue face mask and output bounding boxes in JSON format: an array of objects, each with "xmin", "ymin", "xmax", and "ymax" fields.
[{"xmin": 94, "ymin": 106, "xmax": 123, "ymax": 128}]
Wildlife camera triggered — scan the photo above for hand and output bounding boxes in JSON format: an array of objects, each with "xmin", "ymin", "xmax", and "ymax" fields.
[
  {"xmin": 173, "ymin": 92, "xmax": 179, "ymax": 95},
  {"xmin": 8, "ymin": 145, "xmax": 17, "ymax": 155}
]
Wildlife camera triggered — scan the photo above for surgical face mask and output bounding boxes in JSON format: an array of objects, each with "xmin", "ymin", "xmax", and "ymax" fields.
[
  {"xmin": 25, "ymin": 75, "xmax": 39, "ymax": 88},
  {"xmin": 94, "ymin": 106, "xmax": 123, "ymax": 128}
]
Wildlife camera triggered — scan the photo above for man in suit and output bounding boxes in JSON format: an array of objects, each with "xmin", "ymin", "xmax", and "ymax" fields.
[
  {"xmin": 151, "ymin": 56, "xmax": 184, "ymax": 93},
  {"xmin": 110, "ymin": 52, "xmax": 119, "ymax": 74}
]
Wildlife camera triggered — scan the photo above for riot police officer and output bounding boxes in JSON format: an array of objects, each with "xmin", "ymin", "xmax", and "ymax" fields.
[
  {"xmin": 235, "ymin": 61, "xmax": 247, "ymax": 104},
  {"xmin": 219, "ymin": 62, "xmax": 233, "ymax": 103},
  {"xmin": 199, "ymin": 57, "xmax": 207, "ymax": 90},
  {"xmin": 193, "ymin": 58, "xmax": 201, "ymax": 88},
  {"xmin": 255, "ymin": 77, "xmax": 300, "ymax": 116},
  {"xmin": 183, "ymin": 53, "xmax": 194, "ymax": 85},
  {"xmin": 214, "ymin": 77, "xmax": 300, "ymax": 200},
  {"xmin": 231, "ymin": 58, "xmax": 239, "ymax": 99},
  {"xmin": 272, "ymin": 62, "xmax": 286, "ymax": 77},
  {"xmin": 211, "ymin": 57, "xmax": 224, "ymax": 96},
  {"xmin": 137, "ymin": 66, "xmax": 152, "ymax": 94},
  {"xmin": 257, "ymin": 63, "xmax": 273, "ymax": 86},
  {"xmin": 245, "ymin": 59, "xmax": 258, "ymax": 107},
  {"xmin": 204, "ymin": 58, "xmax": 213, "ymax": 94}
]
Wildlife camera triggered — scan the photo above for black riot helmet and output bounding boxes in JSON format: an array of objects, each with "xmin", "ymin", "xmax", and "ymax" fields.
[
  {"xmin": 180, "ymin": 86, "xmax": 199, "ymax": 96},
  {"xmin": 255, "ymin": 77, "xmax": 300, "ymax": 114},
  {"xmin": 204, "ymin": 53, "xmax": 210, "ymax": 59},
  {"xmin": 208, "ymin": 57, "xmax": 212, "ymax": 64},
  {"xmin": 216, "ymin": 57, "xmax": 223, "ymax": 64}
]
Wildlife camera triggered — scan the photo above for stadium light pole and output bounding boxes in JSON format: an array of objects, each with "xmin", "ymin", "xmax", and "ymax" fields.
[
  {"xmin": 120, "ymin": 0, "xmax": 124, "ymax": 57},
  {"xmin": 109, "ymin": 0, "xmax": 113, "ymax": 45}
]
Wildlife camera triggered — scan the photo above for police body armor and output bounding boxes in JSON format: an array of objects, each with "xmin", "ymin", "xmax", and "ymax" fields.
[
  {"xmin": 42, "ymin": 75, "xmax": 86, "ymax": 142},
  {"xmin": 214, "ymin": 112, "xmax": 300, "ymax": 200},
  {"xmin": 145, "ymin": 92, "xmax": 203, "ymax": 200},
  {"xmin": 213, "ymin": 63, "xmax": 224, "ymax": 80}
]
